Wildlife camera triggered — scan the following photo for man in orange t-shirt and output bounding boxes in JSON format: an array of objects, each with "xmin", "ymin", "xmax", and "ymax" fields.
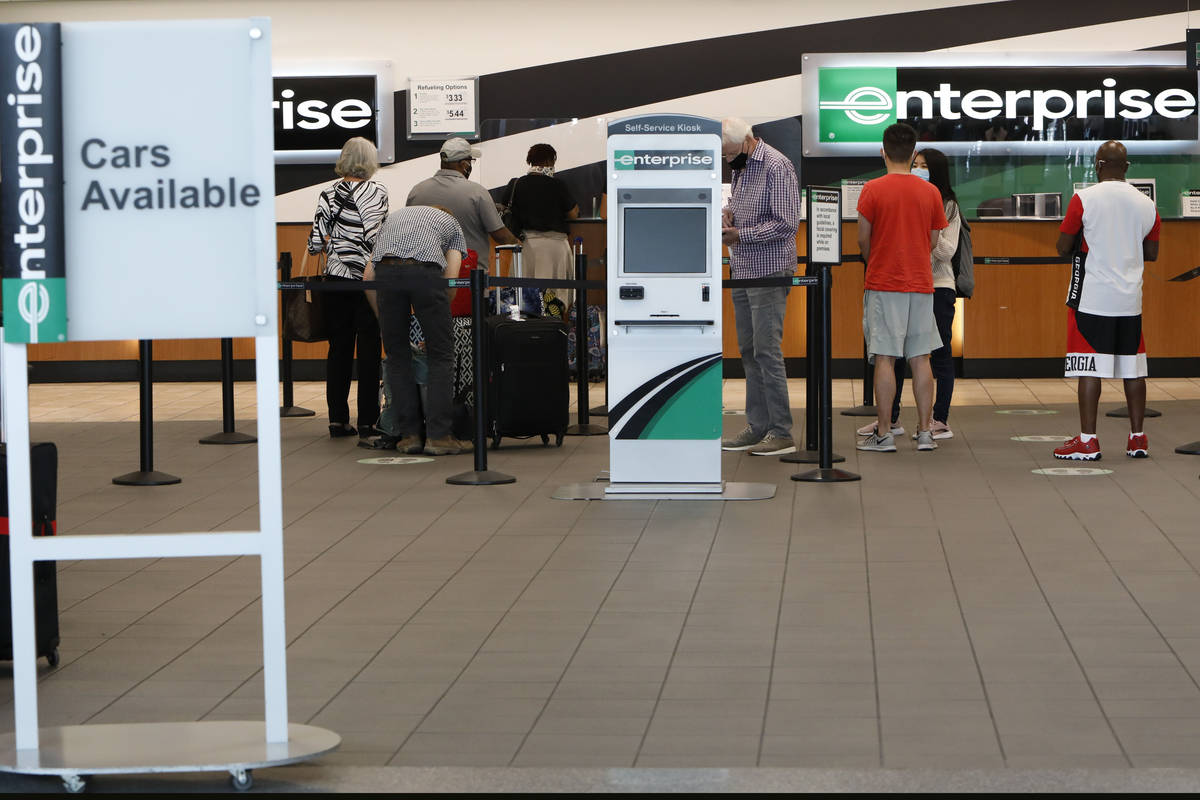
[{"xmin": 855, "ymin": 123, "xmax": 948, "ymax": 453}]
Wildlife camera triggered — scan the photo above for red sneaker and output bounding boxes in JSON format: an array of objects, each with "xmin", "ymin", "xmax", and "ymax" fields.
[
  {"xmin": 1126, "ymin": 433, "xmax": 1149, "ymax": 459},
  {"xmin": 1054, "ymin": 435, "xmax": 1101, "ymax": 461}
]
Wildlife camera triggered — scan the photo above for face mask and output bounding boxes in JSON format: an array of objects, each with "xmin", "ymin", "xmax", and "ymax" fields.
[
  {"xmin": 728, "ymin": 152, "xmax": 748, "ymax": 170},
  {"xmin": 911, "ymin": 167, "xmax": 930, "ymax": 181},
  {"xmin": 462, "ymin": 162, "xmax": 472, "ymax": 179}
]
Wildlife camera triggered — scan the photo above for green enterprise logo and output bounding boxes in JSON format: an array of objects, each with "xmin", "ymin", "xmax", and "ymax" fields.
[{"xmin": 818, "ymin": 67, "xmax": 898, "ymax": 142}]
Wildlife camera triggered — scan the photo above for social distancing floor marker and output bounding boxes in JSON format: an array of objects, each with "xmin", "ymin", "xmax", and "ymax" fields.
[
  {"xmin": 1012, "ymin": 435, "xmax": 1071, "ymax": 442},
  {"xmin": 1032, "ymin": 467, "xmax": 1113, "ymax": 476},
  {"xmin": 997, "ymin": 409, "xmax": 1059, "ymax": 415},
  {"xmin": 357, "ymin": 456, "xmax": 435, "ymax": 466}
]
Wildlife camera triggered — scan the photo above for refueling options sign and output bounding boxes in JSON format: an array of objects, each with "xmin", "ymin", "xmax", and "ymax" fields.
[{"xmin": 804, "ymin": 52, "xmax": 1200, "ymax": 156}]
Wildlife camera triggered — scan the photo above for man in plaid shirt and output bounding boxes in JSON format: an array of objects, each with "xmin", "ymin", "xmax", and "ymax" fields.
[{"xmin": 720, "ymin": 118, "xmax": 801, "ymax": 456}]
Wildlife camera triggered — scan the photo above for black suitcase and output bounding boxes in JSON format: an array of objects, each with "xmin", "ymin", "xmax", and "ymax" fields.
[
  {"xmin": 0, "ymin": 443, "xmax": 60, "ymax": 667},
  {"xmin": 485, "ymin": 316, "xmax": 569, "ymax": 449}
]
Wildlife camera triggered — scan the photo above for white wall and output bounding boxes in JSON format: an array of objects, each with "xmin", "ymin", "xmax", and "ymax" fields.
[{"xmin": 3, "ymin": 0, "xmax": 995, "ymax": 81}]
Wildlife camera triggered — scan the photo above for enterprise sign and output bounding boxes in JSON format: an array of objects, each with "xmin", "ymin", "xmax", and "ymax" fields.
[
  {"xmin": 614, "ymin": 150, "xmax": 715, "ymax": 170},
  {"xmin": 803, "ymin": 52, "xmax": 1200, "ymax": 156},
  {"xmin": 0, "ymin": 23, "xmax": 66, "ymax": 343},
  {"xmin": 273, "ymin": 62, "xmax": 394, "ymax": 164}
]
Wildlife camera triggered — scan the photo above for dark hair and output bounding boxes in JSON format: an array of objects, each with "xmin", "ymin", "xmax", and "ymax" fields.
[
  {"xmin": 882, "ymin": 123, "xmax": 917, "ymax": 164},
  {"xmin": 526, "ymin": 143, "xmax": 557, "ymax": 167},
  {"xmin": 916, "ymin": 147, "xmax": 956, "ymax": 205}
]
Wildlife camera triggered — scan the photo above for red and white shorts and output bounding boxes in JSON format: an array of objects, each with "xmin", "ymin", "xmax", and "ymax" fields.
[{"xmin": 1065, "ymin": 309, "xmax": 1147, "ymax": 379}]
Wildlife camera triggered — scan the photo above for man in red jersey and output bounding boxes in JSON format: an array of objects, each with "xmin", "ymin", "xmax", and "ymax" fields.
[{"xmin": 1053, "ymin": 140, "xmax": 1160, "ymax": 461}]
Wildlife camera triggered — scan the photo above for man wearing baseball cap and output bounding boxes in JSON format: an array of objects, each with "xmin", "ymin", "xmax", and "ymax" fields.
[{"xmin": 407, "ymin": 137, "xmax": 520, "ymax": 273}]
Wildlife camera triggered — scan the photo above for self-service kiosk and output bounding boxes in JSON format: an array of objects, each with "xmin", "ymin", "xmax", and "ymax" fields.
[
  {"xmin": 554, "ymin": 113, "xmax": 774, "ymax": 501},
  {"xmin": 604, "ymin": 114, "xmax": 724, "ymax": 493}
]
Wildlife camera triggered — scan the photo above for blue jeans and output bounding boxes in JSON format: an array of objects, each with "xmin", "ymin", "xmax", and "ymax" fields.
[{"xmin": 732, "ymin": 269, "xmax": 792, "ymax": 438}]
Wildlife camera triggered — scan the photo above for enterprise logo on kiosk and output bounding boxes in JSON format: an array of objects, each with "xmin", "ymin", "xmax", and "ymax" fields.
[
  {"xmin": 614, "ymin": 149, "xmax": 714, "ymax": 170},
  {"xmin": 817, "ymin": 64, "xmax": 1199, "ymax": 144}
]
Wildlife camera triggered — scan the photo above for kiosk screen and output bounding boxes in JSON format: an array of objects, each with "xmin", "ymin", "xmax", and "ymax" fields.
[{"xmin": 622, "ymin": 207, "xmax": 707, "ymax": 274}]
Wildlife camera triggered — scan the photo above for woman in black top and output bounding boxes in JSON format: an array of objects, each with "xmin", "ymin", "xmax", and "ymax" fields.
[
  {"xmin": 506, "ymin": 144, "xmax": 579, "ymax": 309},
  {"xmin": 308, "ymin": 137, "xmax": 389, "ymax": 438}
]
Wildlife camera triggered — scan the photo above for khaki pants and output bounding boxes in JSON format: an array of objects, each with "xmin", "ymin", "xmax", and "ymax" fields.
[{"xmin": 521, "ymin": 230, "xmax": 574, "ymax": 311}]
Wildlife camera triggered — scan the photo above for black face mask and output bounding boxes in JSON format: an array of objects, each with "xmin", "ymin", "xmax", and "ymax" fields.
[
  {"xmin": 727, "ymin": 152, "xmax": 748, "ymax": 170},
  {"xmin": 462, "ymin": 163, "xmax": 473, "ymax": 179}
]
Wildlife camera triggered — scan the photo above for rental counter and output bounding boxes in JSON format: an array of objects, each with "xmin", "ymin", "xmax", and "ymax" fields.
[{"xmin": 19, "ymin": 218, "xmax": 1200, "ymax": 381}]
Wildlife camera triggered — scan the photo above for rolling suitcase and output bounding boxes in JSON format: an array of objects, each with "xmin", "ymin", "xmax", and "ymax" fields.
[
  {"xmin": 485, "ymin": 316, "xmax": 568, "ymax": 449},
  {"xmin": 0, "ymin": 442, "xmax": 61, "ymax": 667}
]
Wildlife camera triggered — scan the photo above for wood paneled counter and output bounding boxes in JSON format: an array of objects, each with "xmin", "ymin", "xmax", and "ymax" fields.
[{"xmin": 24, "ymin": 219, "xmax": 1200, "ymax": 379}]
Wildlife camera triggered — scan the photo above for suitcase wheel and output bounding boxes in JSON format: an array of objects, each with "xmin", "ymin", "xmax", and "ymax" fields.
[
  {"xmin": 540, "ymin": 434, "xmax": 550, "ymax": 446},
  {"xmin": 230, "ymin": 768, "xmax": 254, "ymax": 792},
  {"xmin": 62, "ymin": 774, "xmax": 87, "ymax": 793},
  {"xmin": 46, "ymin": 648, "xmax": 60, "ymax": 668}
]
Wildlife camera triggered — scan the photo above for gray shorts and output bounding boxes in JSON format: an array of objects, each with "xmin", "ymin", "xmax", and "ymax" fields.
[{"xmin": 863, "ymin": 290, "xmax": 942, "ymax": 360}]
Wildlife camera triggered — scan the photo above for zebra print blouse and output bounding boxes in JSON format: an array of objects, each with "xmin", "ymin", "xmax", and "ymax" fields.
[{"xmin": 307, "ymin": 179, "xmax": 389, "ymax": 280}]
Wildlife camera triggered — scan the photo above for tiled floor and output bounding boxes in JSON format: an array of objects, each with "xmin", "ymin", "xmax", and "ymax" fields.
[{"xmin": 2, "ymin": 378, "xmax": 1200, "ymax": 791}]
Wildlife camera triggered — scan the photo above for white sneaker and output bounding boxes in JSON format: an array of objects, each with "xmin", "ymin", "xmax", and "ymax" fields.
[
  {"xmin": 856, "ymin": 432, "xmax": 896, "ymax": 452},
  {"xmin": 913, "ymin": 421, "xmax": 954, "ymax": 441},
  {"xmin": 916, "ymin": 430, "xmax": 937, "ymax": 451},
  {"xmin": 857, "ymin": 421, "xmax": 904, "ymax": 437}
]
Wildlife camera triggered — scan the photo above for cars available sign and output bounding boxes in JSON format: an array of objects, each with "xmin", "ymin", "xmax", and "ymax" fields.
[{"xmin": 803, "ymin": 52, "xmax": 1200, "ymax": 156}]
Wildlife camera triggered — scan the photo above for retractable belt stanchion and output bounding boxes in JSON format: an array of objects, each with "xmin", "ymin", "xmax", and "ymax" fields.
[
  {"xmin": 794, "ymin": 262, "xmax": 860, "ymax": 483},
  {"xmin": 783, "ymin": 263, "xmax": 844, "ymax": 465},
  {"xmin": 200, "ymin": 338, "xmax": 257, "ymax": 445},
  {"xmin": 447, "ymin": 266, "xmax": 515, "ymax": 486},
  {"xmin": 113, "ymin": 340, "xmax": 181, "ymax": 486},
  {"xmin": 278, "ymin": 253, "xmax": 315, "ymax": 419},
  {"xmin": 567, "ymin": 243, "xmax": 607, "ymax": 436}
]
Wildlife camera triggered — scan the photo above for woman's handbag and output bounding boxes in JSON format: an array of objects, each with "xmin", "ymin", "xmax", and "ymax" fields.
[
  {"xmin": 499, "ymin": 177, "xmax": 523, "ymax": 238},
  {"xmin": 282, "ymin": 247, "xmax": 330, "ymax": 342},
  {"xmin": 282, "ymin": 182, "xmax": 357, "ymax": 342}
]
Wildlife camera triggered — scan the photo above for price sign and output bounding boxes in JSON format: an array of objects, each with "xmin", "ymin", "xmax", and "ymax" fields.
[{"xmin": 407, "ymin": 77, "xmax": 479, "ymax": 139}]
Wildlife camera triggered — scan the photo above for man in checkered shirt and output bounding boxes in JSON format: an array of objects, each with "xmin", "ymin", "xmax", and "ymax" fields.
[
  {"xmin": 719, "ymin": 118, "xmax": 801, "ymax": 456},
  {"xmin": 363, "ymin": 205, "xmax": 472, "ymax": 457}
]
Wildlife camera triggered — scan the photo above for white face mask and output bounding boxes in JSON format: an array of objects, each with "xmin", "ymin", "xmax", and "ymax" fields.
[{"xmin": 911, "ymin": 167, "xmax": 930, "ymax": 181}]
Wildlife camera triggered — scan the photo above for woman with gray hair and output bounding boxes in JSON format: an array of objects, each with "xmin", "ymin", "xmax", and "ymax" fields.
[{"xmin": 308, "ymin": 136, "xmax": 389, "ymax": 438}]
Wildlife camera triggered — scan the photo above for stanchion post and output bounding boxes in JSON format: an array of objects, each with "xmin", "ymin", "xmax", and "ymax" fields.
[
  {"xmin": 782, "ymin": 267, "xmax": 842, "ymax": 465},
  {"xmin": 795, "ymin": 264, "xmax": 860, "ymax": 483},
  {"xmin": 200, "ymin": 338, "xmax": 257, "ymax": 445},
  {"xmin": 279, "ymin": 252, "xmax": 315, "ymax": 418},
  {"xmin": 792, "ymin": 185, "xmax": 858, "ymax": 483},
  {"xmin": 113, "ymin": 340, "xmax": 181, "ymax": 486},
  {"xmin": 567, "ymin": 244, "xmax": 607, "ymax": 436},
  {"xmin": 447, "ymin": 267, "xmax": 516, "ymax": 486}
]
